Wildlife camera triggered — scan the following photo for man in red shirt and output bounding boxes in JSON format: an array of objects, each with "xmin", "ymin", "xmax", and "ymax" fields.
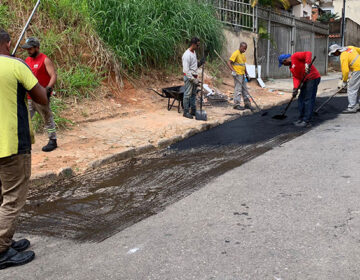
[
  {"xmin": 22, "ymin": 38, "xmax": 58, "ymax": 152},
  {"xmin": 279, "ymin": 52, "xmax": 321, "ymax": 127}
]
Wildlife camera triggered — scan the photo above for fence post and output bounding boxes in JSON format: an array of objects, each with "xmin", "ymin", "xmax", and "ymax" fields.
[
  {"xmin": 325, "ymin": 33, "xmax": 329, "ymax": 74},
  {"xmin": 291, "ymin": 18, "xmax": 296, "ymax": 54},
  {"xmin": 311, "ymin": 24, "xmax": 315, "ymax": 54},
  {"xmin": 266, "ymin": 8, "xmax": 271, "ymax": 78}
]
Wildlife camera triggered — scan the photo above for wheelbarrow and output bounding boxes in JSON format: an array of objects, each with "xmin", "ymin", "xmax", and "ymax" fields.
[{"xmin": 149, "ymin": 86, "xmax": 184, "ymax": 113}]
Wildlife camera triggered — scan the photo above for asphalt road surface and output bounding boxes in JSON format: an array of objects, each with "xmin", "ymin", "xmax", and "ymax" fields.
[{"xmin": 3, "ymin": 95, "xmax": 360, "ymax": 280}]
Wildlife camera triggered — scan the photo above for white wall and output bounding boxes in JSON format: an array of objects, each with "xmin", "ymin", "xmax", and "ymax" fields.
[
  {"xmin": 333, "ymin": 0, "xmax": 360, "ymax": 25},
  {"xmin": 292, "ymin": 3, "xmax": 313, "ymax": 18}
]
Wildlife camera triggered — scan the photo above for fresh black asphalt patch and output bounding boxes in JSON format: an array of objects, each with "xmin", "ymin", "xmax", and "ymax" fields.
[{"xmin": 18, "ymin": 96, "xmax": 348, "ymax": 242}]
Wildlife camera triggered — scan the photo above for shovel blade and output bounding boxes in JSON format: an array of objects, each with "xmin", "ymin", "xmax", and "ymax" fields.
[
  {"xmin": 195, "ymin": 110, "xmax": 207, "ymax": 121},
  {"xmin": 272, "ymin": 114, "xmax": 287, "ymax": 120}
]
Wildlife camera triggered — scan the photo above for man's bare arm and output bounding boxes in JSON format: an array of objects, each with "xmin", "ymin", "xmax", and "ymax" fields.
[
  {"xmin": 227, "ymin": 60, "xmax": 236, "ymax": 72},
  {"xmin": 29, "ymin": 83, "xmax": 47, "ymax": 105},
  {"xmin": 44, "ymin": 57, "xmax": 57, "ymax": 88}
]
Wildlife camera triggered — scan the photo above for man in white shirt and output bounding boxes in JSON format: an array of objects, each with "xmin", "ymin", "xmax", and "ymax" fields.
[{"xmin": 182, "ymin": 37, "xmax": 205, "ymax": 119}]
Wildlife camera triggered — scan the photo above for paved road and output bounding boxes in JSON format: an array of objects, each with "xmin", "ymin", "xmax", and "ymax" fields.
[{"xmin": 3, "ymin": 97, "xmax": 360, "ymax": 280}]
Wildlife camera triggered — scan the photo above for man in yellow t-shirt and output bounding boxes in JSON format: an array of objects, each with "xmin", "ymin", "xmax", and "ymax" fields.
[
  {"xmin": 329, "ymin": 44, "xmax": 360, "ymax": 113},
  {"xmin": 0, "ymin": 29, "xmax": 47, "ymax": 270},
  {"xmin": 228, "ymin": 42, "xmax": 251, "ymax": 110}
]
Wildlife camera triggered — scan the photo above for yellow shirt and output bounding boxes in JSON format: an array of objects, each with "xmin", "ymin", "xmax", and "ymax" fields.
[
  {"xmin": 229, "ymin": 50, "xmax": 246, "ymax": 75},
  {"xmin": 340, "ymin": 46, "xmax": 360, "ymax": 81},
  {"xmin": 0, "ymin": 55, "xmax": 38, "ymax": 158}
]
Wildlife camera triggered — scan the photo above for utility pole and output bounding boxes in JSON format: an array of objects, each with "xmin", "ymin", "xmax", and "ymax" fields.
[{"xmin": 341, "ymin": 0, "xmax": 346, "ymax": 46}]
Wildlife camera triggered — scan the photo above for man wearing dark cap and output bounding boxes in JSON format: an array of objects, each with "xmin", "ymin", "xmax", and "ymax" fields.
[
  {"xmin": 278, "ymin": 52, "xmax": 321, "ymax": 127},
  {"xmin": 0, "ymin": 29, "xmax": 47, "ymax": 269},
  {"xmin": 22, "ymin": 37, "xmax": 58, "ymax": 152}
]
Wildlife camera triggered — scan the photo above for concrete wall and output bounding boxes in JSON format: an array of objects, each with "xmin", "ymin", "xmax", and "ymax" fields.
[
  {"xmin": 333, "ymin": 0, "xmax": 360, "ymax": 25},
  {"xmin": 292, "ymin": 3, "xmax": 313, "ymax": 18},
  {"xmin": 222, "ymin": 28, "xmax": 257, "ymax": 65},
  {"xmin": 345, "ymin": 18, "xmax": 360, "ymax": 46}
]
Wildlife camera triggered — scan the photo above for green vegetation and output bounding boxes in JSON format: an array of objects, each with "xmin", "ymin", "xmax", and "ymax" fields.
[
  {"xmin": 318, "ymin": 12, "xmax": 339, "ymax": 23},
  {"xmin": 89, "ymin": 0, "xmax": 224, "ymax": 71},
  {"xmin": 57, "ymin": 65, "xmax": 104, "ymax": 99},
  {"xmin": 0, "ymin": 4, "xmax": 13, "ymax": 29},
  {"xmin": 251, "ymin": 0, "xmax": 290, "ymax": 9},
  {"xmin": 3, "ymin": 0, "xmax": 224, "ymax": 130}
]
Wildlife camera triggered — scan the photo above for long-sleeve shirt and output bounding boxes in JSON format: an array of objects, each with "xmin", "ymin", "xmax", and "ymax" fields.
[
  {"xmin": 289, "ymin": 52, "xmax": 320, "ymax": 89},
  {"xmin": 182, "ymin": 49, "xmax": 198, "ymax": 79},
  {"xmin": 340, "ymin": 46, "xmax": 360, "ymax": 82}
]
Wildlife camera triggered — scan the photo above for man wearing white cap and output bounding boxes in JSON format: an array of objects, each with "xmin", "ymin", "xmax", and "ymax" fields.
[{"xmin": 329, "ymin": 44, "xmax": 360, "ymax": 113}]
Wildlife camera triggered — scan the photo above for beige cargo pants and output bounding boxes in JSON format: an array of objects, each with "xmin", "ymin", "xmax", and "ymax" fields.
[{"xmin": 0, "ymin": 154, "xmax": 31, "ymax": 253}]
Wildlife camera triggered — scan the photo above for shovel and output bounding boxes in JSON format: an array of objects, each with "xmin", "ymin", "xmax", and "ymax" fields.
[
  {"xmin": 272, "ymin": 56, "xmax": 316, "ymax": 120},
  {"xmin": 313, "ymin": 87, "xmax": 344, "ymax": 116},
  {"xmin": 196, "ymin": 47, "xmax": 208, "ymax": 121},
  {"xmin": 196, "ymin": 61, "xmax": 207, "ymax": 121},
  {"xmin": 12, "ymin": 0, "xmax": 41, "ymax": 56},
  {"xmin": 214, "ymin": 49, "xmax": 268, "ymax": 116}
]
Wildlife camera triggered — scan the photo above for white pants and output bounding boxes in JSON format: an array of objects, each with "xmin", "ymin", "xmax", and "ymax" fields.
[{"xmin": 347, "ymin": 71, "xmax": 360, "ymax": 108}]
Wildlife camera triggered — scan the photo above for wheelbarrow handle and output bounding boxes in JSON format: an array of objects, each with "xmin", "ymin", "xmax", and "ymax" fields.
[{"xmin": 148, "ymin": 88, "xmax": 166, "ymax": 98}]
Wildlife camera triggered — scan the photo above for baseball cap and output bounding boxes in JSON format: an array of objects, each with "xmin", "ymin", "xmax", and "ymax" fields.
[
  {"xmin": 278, "ymin": 54, "xmax": 291, "ymax": 68},
  {"xmin": 21, "ymin": 37, "xmax": 40, "ymax": 49}
]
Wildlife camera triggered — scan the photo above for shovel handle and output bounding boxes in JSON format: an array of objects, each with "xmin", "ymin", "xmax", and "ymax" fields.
[{"xmin": 12, "ymin": 0, "xmax": 41, "ymax": 56}]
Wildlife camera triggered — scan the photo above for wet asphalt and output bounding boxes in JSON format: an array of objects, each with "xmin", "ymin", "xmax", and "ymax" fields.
[{"xmin": 17, "ymin": 95, "xmax": 348, "ymax": 242}]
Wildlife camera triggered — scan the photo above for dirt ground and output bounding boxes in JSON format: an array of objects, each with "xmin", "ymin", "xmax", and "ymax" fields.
[{"xmin": 31, "ymin": 73, "xmax": 291, "ymax": 178}]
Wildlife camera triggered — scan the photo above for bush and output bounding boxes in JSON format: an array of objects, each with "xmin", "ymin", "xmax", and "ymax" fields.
[
  {"xmin": 89, "ymin": 0, "xmax": 224, "ymax": 71},
  {"xmin": 57, "ymin": 64, "xmax": 104, "ymax": 99}
]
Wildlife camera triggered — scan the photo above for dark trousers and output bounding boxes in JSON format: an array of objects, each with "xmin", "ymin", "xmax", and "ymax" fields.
[{"xmin": 298, "ymin": 77, "xmax": 321, "ymax": 123}]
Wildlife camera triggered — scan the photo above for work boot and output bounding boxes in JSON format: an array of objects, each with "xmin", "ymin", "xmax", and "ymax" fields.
[
  {"xmin": 294, "ymin": 121, "xmax": 311, "ymax": 128},
  {"xmin": 244, "ymin": 101, "xmax": 252, "ymax": 110},
  {"xmin": 183, "ymin": 111, "xmax": 193, "ymax": 119},
  {"xmin": 11, "ymin": 239, "xmax": 30, "ymax": 252},
  {"xmin": 42, "ymin": 139, "xmax": 57, "ymax": 152},
  {"xmin": 0, "ymin": 247, "xmax": 35, "ymax": 270},
  {"xmin": 342, "ymin": 104, "xmax": 360, "ymax": 114},
  {"xmin": 233, "ymin": 104, "xmax": 244, "ymax": 110},
  {"xmin": 190, "ymin": 108, "xmax": 197, "ymax": 116}
]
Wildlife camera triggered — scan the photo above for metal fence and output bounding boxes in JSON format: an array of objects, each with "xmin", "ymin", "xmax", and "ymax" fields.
[
  {"xmin": 256, "ymin": 7, "xmax": 329, "ymax": 78},
  {"xmin": 208, "ymin": 1, "xmax": 330, "ymax": 78},
  {"xmin": 210, "ymin": 0, "xmax": 256, "ymax": 32}
]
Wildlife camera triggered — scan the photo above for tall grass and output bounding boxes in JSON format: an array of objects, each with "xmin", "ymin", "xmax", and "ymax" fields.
[{"xmin": 89, "ymin": 0, "xmax": 224, "ymax": 71}]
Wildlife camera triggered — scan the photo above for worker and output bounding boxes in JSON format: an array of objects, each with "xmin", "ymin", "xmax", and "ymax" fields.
[
  {"xmin": 278, "ymin": 52, "xmax": 321, "ymax": 127},
  {"xmin": 228, "ymin": 42, "xmax": 251, "ymax": 110},
  {"xmin": 22, "ymin": 37, "xmax": 58, "ymax": 151},
  {"xmin": 182, "ymin": 37, "xmax": 205, "ymax": 119},
  {"xmin": 0, "ymin": 29, "xmax": 47, "ymax": 269},
  {"xmin": 328, "ymin": 44, "xmax": 360, "ymax": 113}
]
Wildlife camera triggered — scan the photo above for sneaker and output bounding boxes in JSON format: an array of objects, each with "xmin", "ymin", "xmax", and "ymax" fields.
[
  {"xmin": 294, "ymin": 121, "xmax": 311, "ymax": 128},
  {"xmin": 233, "ymin": 105, "xmax": 244, "ymax": 110},
  {"xmin": 293, "ymin": 119, "xmax": 303, "ymax": 125},
  {"xmin": 11, "ymin": 239, "xmax": 30, "ymax": 252},
  {"xmin": 0, "ymin": 247, "xmax": 35, "ymax": 270},
  {"xmin": 42, "ymin": 139, "xmax": 57, "ymax": 152},
  {"xmin": 342, "ymin": 104, "xmax": 359, "ymax": 114},
  {"xmin": 183, "ymin": 111, "xmax": 193, "ymax": 119}
]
